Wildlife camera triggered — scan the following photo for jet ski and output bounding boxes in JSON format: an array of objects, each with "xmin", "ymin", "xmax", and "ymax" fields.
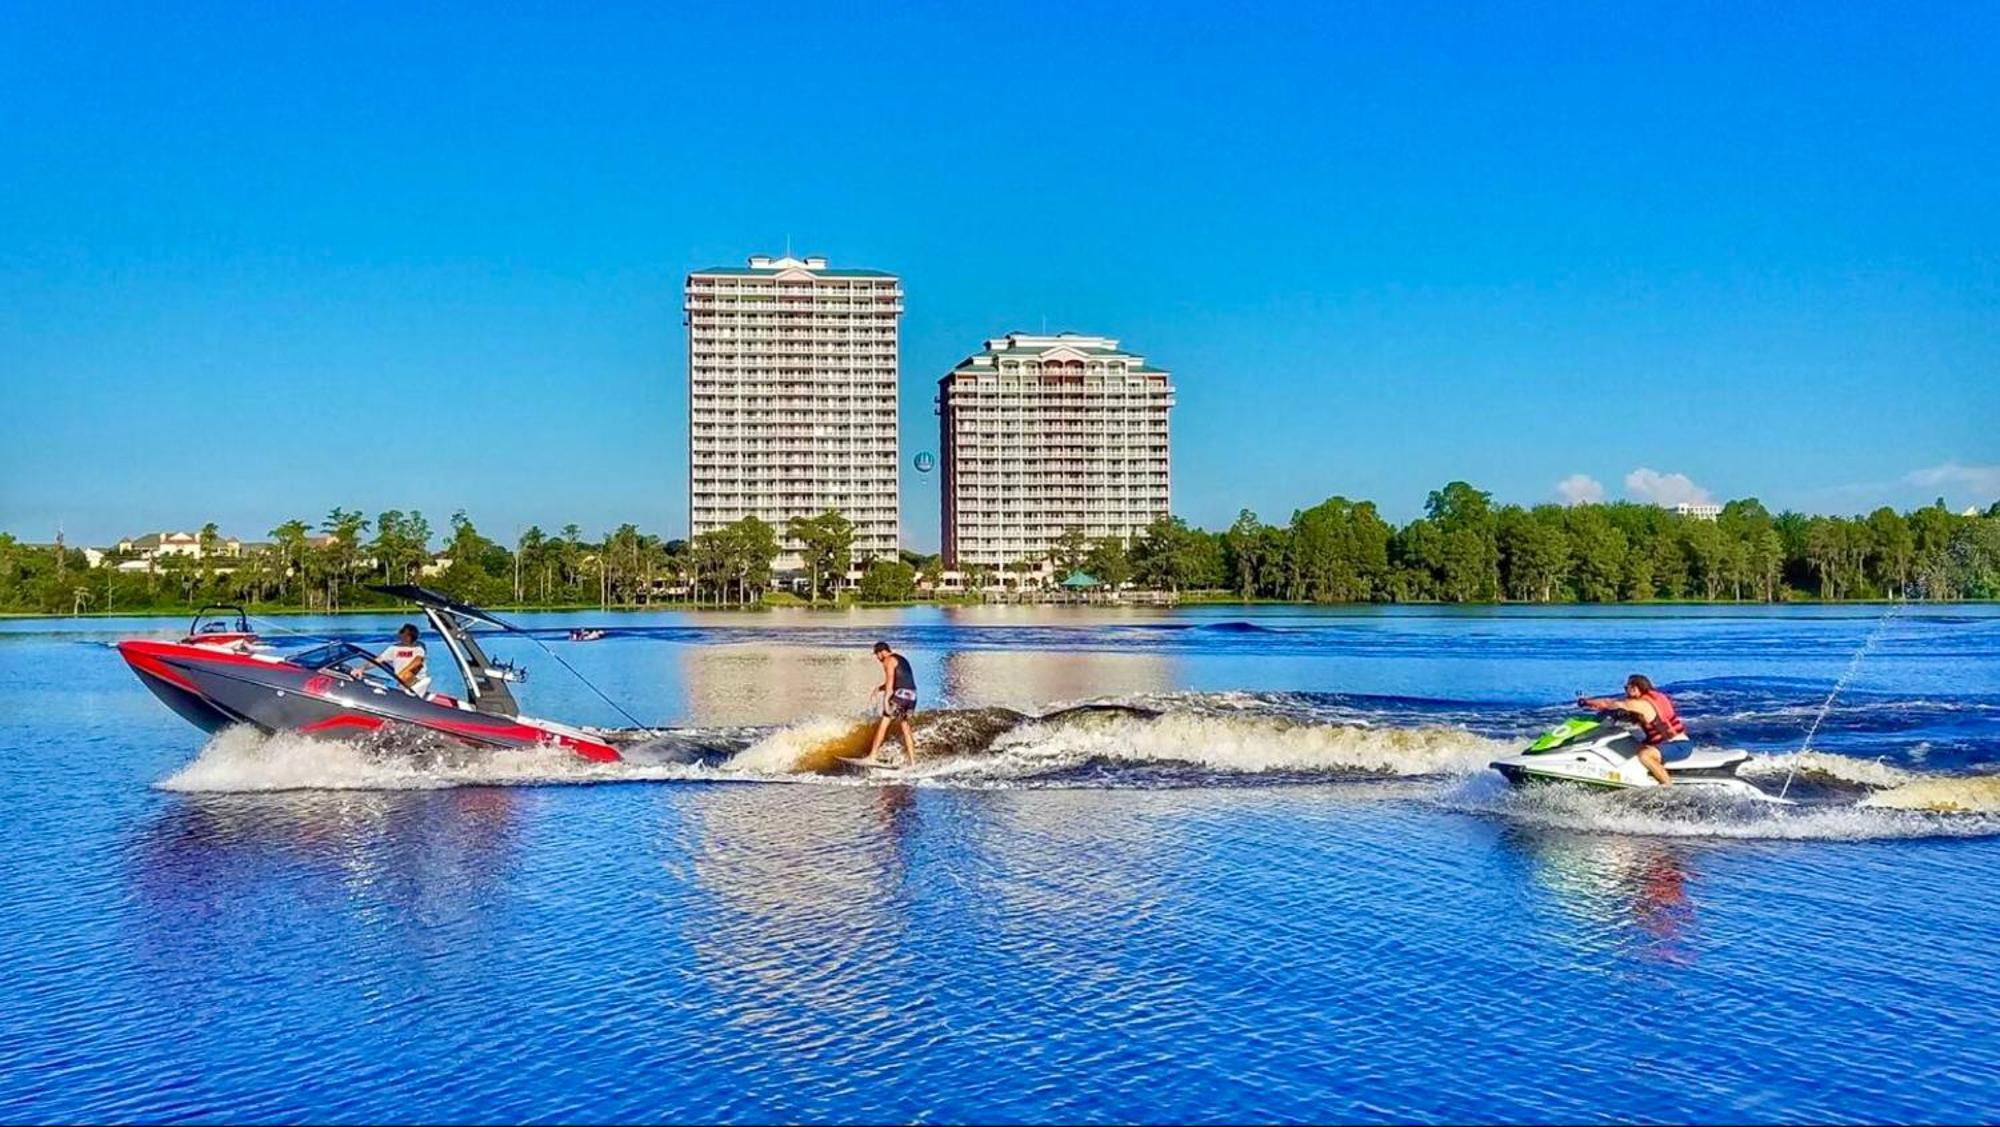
[
  {"xmin": 1490, "ymin": 715, "xmax": 1776, "ymax": 800},
  {"xmin": 117, "ymin": 585, "xmax": 624, "ymax": 762}
]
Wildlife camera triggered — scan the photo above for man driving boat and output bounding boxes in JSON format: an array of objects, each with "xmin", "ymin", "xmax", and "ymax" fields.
[
  {"xmin": 377, "ymin": 623, "xmax": 431, "ymax": 695},
  {"xmin": 1577, "ymin": 673, "xmax": 1685, "ymax": 786}
]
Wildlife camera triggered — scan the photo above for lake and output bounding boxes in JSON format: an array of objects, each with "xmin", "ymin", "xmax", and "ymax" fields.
[{"xmin": 2, "ymin": 604, "xmax": 1997, "ymax": 1123}]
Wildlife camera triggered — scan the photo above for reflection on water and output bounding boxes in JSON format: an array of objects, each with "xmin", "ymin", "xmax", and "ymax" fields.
[
  {"xmin": 937, "ymin": 648, "xmax": 1176, "ymax": 713},
  {"xmin": 677, "ymin": 644, "xmax": 876, "ymax": 725},
  {"xmin": 1503, "ymin": 827, "xmax": 1701, "ymax": 965},
  {"xmin": 671, "ymin": 643, "xmax": 1176, "ymax": 725},
  {"xmin": 5, "ymin": 606, "xmax": 2000, "ymax": 1122},
  {"xmin": 125, "ymin": 790, "xmax": 523, "ymax": 966}
]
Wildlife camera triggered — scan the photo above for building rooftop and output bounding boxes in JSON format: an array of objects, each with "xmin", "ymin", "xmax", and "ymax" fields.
[
  {"xmin": 689, "ymin": 254, "xmax": 897, "ymax": 279},
  {"xmin": 949, "ymin": 332, "xmax": 1169, "ymax": 375}
]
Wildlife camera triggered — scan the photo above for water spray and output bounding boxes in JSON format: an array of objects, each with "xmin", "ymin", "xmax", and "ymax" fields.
[{"xmin": 1780, "ymin": 597, "xmax": 1907, "ymax": 800}]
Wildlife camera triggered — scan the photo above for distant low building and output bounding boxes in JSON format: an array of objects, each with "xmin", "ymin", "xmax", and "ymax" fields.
[
  {"xmin": 1673, "ymin": 502, "xmax": 1722, "ymax": 521},
  {"xmin": 115, "ymin": 530, "xmax": 244, "ymax": 561}
]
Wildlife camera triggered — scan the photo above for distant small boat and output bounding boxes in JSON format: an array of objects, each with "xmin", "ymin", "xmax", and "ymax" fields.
[{"xmin": 569, "ymin": 628, "xmax": 607, "ymax": 642}]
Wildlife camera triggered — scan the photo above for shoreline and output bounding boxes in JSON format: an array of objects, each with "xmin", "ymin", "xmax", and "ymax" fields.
[{"xmin": 4, "ymin": 596, "xmax": 1985, "ymax": 621}]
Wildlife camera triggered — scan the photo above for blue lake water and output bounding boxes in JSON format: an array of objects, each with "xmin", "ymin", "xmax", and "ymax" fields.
[{"xmin": 2, "ymin": 604, "xmax": 1998, "ymax": 1123}]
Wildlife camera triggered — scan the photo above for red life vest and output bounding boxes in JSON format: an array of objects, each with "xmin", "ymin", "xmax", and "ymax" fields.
[{"xmin": 1639, "ymin": 690, "xmax": 1686, "ymax": 745}]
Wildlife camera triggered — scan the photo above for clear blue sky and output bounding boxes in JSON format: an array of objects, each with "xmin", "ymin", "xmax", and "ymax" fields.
[{"xmin": 3, "ymin": 2, "xmax": 1995, "ymax": 549}]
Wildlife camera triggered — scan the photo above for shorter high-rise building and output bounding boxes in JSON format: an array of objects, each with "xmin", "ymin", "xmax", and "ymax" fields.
[{"xmin": 937, "ymin": 332, "xmax": 1174, "ymax": 569}]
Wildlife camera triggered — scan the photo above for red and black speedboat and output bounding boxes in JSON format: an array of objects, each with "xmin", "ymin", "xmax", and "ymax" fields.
[{"xmin": 118, "ymin": 586, "xmax": 623, "ymax": 762}]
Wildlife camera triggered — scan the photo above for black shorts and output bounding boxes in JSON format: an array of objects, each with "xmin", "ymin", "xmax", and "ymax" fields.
[{"xmin": 884, "ymin": 691, "xmax": 917, "ymax": 719}]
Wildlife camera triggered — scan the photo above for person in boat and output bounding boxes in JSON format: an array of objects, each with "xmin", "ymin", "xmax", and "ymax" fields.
[
  {"xmin": 377, "ymin": 623, "xmax": 431, "ymax": 696},
  {"xmin": 865, "ymin": 641, "xmax": 919, "ymax": 766},
  {"xmin": 1577, "ymin": 674, "xmax": 1685, "ymax": 786}
]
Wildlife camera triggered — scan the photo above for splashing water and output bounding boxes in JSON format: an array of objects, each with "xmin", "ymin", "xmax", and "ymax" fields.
[{"xmin": 1781, "ymin": 599, "xmax": 1907, "ymax": 800}]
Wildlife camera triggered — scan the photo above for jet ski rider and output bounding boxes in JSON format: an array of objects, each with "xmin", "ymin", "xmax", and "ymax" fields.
[
  {"xmin": 377, "ymin": 623, "xmax": 431, "ymax": 696},
  {"xmin": 1577, "ymin": 674, "xmax": 1685, "ymax": 786}
]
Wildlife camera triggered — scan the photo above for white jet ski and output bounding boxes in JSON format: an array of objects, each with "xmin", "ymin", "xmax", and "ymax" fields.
[{"xmin": 1491, "ymin": 716, "xmax": 1779, "ymax": 800}]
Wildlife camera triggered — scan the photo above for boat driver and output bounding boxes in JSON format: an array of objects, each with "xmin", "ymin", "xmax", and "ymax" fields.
[
  {"xmin": 1577, "ymin": 674, "xmax": 1685, "ymax": 786},
  {"xmin": 378, "ymin": 623, "xmax": 431, "ymax": 696}
]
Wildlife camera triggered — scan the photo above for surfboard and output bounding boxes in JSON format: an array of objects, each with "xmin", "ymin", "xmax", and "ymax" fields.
[{"xmin": 835, "ymin": 753, "xmax": 908, "ymax": 775}]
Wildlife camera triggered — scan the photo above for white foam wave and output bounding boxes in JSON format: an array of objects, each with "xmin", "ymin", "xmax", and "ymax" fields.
[
  {"xmin": 959, "ymin": 712, "xmax": 1508, "ymax": 780},
  {"xmin": 1861, "ymin": 775, "xmax": 2000, "ymax": 814},
  {"xmin": 157, "ymin": 726, "xmax": 703, "ymax": 793},
  {"xmin": 1454, "ymin": 781, "xmax": 2000, "ymax": 841},
  {"xmin": 1740, "ymin": 749, "xmax": 1920, "ymax": 788},
  {"xmin": 721, "ymin": 715, "xmax": 875, "ymax": 775}
]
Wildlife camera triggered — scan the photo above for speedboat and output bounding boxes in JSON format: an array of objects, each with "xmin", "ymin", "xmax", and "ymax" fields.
[
  {"xmin": 118, "ymin": 585, "xmax": 623, "ymax": 762},
  {"xmin": 1490, "ymin": 716, "xmax": 1773, "ymax": 799},
  {"xmin": 569, "ymin": 628, "xmax": 606, "ymax": 642}
]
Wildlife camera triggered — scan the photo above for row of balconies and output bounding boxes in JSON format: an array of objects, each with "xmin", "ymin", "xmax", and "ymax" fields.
[
  {"xmin": 692, "ymin": 326, "xmax": 898, "ymax": 335},
  {"xmin": 690, "ymin": 429, "xmax": 898, "ymax": 439},
  {"xmin": 686, "ymin": 304, "xmax": 904, "ymax": 316},
  {"xmin": 944, "ymin": 382, "xmax": 1165, "ymax": 393},
  {"xmin": 686, "ymin": 292, "xmax": 903, "ymax": 303},
  {"xmin": 693, "ymin": 502, "xmax": 900, "ymax": 513}
]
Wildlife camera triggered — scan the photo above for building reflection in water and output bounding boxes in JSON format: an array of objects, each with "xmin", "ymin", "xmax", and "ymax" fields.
[
  {"xmin": 934, "ymin": 649, "xmax": 1176, "ymax": 713},
  {"xmin": 676, "ymin": 645, "xmax": 880, "ymax": 725},
  {"xmin": 672, "ymin": 644, "xmax": 1178, "ymax": 726}
]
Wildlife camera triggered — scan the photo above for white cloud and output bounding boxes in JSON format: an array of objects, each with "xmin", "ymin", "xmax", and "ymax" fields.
[
  {"xmin": 1903, "ymin": 462, "xmax": 2000, "ymax": 498},
  {"xmin": 1556, "ymin": 474, "xmax": 1605, "ymax": 505},
  {"xmin": 1624, "ymin": 467, "xmax": 1713, "ymax": 507}
]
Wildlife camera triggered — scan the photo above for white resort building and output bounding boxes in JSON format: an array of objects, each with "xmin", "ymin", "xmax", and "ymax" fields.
[
  {"xmin": 937, "ymin": 332, "xmax": 1175, "ymax": 570},
  {"xmin": 1674, "ymin": 502, "xmax": 1723, "ymax": 521},
  {"xmin": 684, "ymin": 255, "xmax": 904, "ymax": 569}
]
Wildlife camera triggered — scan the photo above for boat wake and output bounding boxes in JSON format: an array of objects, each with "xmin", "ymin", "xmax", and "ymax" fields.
[{"xmin": 156, "ymin": 695, "xmax": 2000, "ymax": 838}]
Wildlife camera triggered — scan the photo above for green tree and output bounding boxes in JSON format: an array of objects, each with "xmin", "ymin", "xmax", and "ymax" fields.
[
  {"xmin": 1132, "ymin": 516, "xmax": 1204, "ymax": 593},
  {"xmin": 1563, "ymin": 507, "xmax": 1628, "ymax": 603},
  {"xmin": 1424, "ymin": 481, "xmax": 1500, "ymax": 600},
  {"xmin": 1047, "ymin": 525, "xmax": 1091, "ymax": 580},
  {"xmin": 1086, "ymin": 536, "xmax": 1134, "ymax": 591},
  {"xmin": 786, "ymin": 510, "xmax": 854, "ymax": 603},
  {"xmin": 1289, "ymin": 497, "xmax": 1391, "ymax": 603},
  {"xmin": 1498, "ymin": 505, "xmax": 1570, "ymax": 602},
  {"xmin": 858, "ymin": 558, "xmax": 918, "ymax": 602},
  {"xmin": 1866, "ymin": 506, "xmax": 1915, "ymax": 595},
  {"xmin": 727, "ymin": 516, "xmax": 779, "ymax": 604},
  {"xmin": 317, "ymin": 508, "xmax": 370, "ymax": 610}
]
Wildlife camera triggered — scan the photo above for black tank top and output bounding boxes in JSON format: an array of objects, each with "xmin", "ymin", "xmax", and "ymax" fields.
[{"xmin": 891, "ymin": 654, "xmax": 917, "ymax": 694}]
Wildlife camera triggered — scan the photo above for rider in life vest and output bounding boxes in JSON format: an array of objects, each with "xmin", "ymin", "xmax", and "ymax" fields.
[{"xmin": 1577, "ymin": 673, "xmax": 1686, "ymax": 786}]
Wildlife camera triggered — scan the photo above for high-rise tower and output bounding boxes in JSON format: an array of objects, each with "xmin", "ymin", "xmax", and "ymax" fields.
[
  {"xmin": 685, "ymin": 255, "xmax": 903, "ymax": 567},
  {"xmin": 937, "ymin": 332, "xmax": 1174, "ymax": 570}
]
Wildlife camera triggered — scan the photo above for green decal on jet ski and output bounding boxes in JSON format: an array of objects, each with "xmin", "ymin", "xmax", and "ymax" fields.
[{"xmin": 1526, "ymin": 716, "xmax": 1600, "ymax": 753}]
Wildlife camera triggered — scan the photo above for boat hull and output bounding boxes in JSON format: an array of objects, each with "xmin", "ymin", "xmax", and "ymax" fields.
[{"xmin": 117, "ymin": 640, "xmax": 620, "ymax": 762}]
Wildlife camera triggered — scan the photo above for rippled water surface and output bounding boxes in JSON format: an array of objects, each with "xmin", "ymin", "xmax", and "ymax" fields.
[{"xmin": 3, "ymin": 604, "xmax": 1998, "ymax": 1123}]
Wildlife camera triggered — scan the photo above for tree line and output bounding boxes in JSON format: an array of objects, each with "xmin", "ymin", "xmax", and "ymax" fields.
[{"xmin": 3, "ymin": 484, "xmax": 1998, "ymax": 615}]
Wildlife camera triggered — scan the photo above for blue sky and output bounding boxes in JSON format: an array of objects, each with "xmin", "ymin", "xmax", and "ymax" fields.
[{"xmin": 3, "ymin": 2, "xmax": 1995, "ymax": 549}]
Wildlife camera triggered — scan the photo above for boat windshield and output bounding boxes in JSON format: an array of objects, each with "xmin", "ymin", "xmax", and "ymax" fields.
[{"xmin": 286, "ymin": 641, "xmax": 414, "ymax": 692}]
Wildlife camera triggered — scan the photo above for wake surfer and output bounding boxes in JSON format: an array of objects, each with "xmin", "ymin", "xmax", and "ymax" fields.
[
  {"xmin": 865, "ymin": 641, "xmax": 919, "ymax": 767},
  {"xmin": 1577, "ymin": 674, "xmax": 1685, "ymax": 786}
]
